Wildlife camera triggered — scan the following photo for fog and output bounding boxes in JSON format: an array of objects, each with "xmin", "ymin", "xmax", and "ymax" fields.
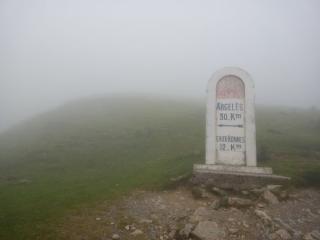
[{"xmin": 1, "ymin": 0, "xmax": 320, "ymax": 132}]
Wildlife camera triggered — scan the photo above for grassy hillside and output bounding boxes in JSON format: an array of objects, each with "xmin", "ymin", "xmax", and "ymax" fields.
[{"xmin": 0, "ymin": 97, "xmax": 319, "ymax": 239}]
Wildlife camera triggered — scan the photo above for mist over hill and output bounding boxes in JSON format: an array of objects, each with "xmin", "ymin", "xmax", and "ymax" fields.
[{"xmin": 0, "ymin": 96, "xmax": 319, "ymax": 239}]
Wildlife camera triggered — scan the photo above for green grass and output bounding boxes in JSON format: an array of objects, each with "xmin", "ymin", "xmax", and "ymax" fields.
[{"xmin": 0, "ymin": 97, "xmax": 319, "ymax": 239}]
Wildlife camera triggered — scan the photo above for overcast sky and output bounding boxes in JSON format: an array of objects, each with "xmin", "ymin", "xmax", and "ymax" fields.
[{"xmin": 1, "ymin": 0, "xmax": 320, "ymax": 131}]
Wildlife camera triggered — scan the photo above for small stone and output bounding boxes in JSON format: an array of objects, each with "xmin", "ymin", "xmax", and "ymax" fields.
[
  {"xmin": 278, "ymin": 191, "xmax": 288, "ymax": 200},
  {"xmin": 227, "ymin": 197, "xmax": 253, "ymax": 208},
  {"xmin": 311, "ymin": 230, "xmax": 320, "ymax": 240},
  {"xmin": 305, "ymin": 209, "xmax": 318, "ymax": 218},
  {"xmin": 257, "ymin": 203, "xmax": 266, "ymax": 208},
  {"xmin": 241, "ymin": 190, "xmax": 250, "ymax": 196},
  {"xmin": 303, "ymin": 233, "xmax": 315, "ymax": 240},
  {"xmin": 275, "ymin": 229, "xmax": 292, "ymax": 240},
  {"xmin": 289, "ymin": 193, "xmax": 299, "ymax": 199},
  {"xmin": 131, "ymin": 229, "xmax": 143, "ymax": 236},
  {"xmin": 192, "ymin": 221, "xmax": 226, "ymax": 240},
  {"xmin": 192, "ymin": 187, "xmax": 210, "ymax": 199},
  {"xmin": 210, "ymin": 199, "xmax": 220, "ymax": 210},
  {"xmin": 250, "ymin": 188, "xmax": 265, "ymax": 195},
  {"xmin": 211, "ymin": 187, "xmax": 227, "ymax": 196},
  {"xmin": 139, "ymin": 218, "xmax": 153, "ymax": 224},
  {"xmin": 178, "ymin": 223, "xmax": 194, "ymax": 238},
  {"xmin": 242, "ymin": 222, "xmax": 249, "ymax": 228},
  {"xmin": 189, "ymin": 207, "xmax": 211, "ymax": 223},
  {"xmin": 267, "ymin": 185, "xmax": 282, "ymax": 193},
  {"xmin": 112, "ymin": 233, "xmax": 120, "ymax": 240},
  {"xmin": 168, "ymin": 230, "xmax": 176, "ymax": 238},
  {"xmin": 254, "ymin": 209, "xmax": 272, "ymax": 225},
  {"xmin": 125, "ymin": 225, "xmax": 130, "ymax": 231},
  {"xmin": 263, "ymin": 190, "xmax": 279, "ymax": 204},
  {"xmin": 269, "ymin": 233, "xmax": 278, "ymax": 240},
  {"xmin": 95, "ymin": 217, "xmax": 101, "ymax": 221},
  {"xmin": 273, "ymin": 218, "xmax": 300, "ymax": 236},
  {"xmin": 228, "ymin": 228, "xmax": 239, "ymax": 234}
]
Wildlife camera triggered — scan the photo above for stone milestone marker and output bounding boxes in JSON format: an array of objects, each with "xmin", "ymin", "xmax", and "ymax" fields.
[{"xmin": 193, "ymin": 67, "xmax": 286, "ymax": 186}]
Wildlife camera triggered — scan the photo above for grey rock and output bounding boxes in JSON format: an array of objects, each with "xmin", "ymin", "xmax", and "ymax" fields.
[
  {"xmin": 170, "ymin": 174, "xmax": 188, "ymax": 183},
  {"xmin": 228, "ymin": 227, "xmax": 239, "ymax": 235},
  {"xmin": 311, "ymin": 230, "xmax": 320, "ymax": 240},
  {"xmin": 263, "ymin": 190, "xmax": 279, "ymax": 204},
  {"xmin": 303, "ymin": 233, "xmax": 315, "ymax": 240},
  {"xmin": 267, "ymin": 185, "xmax": 282, "ymax": 193},
  {"xmin": 124, "ymin": 225, "xmax": 130, "ymax": 231},
  {"xmin": 178, "ymin": 223, "xmax": 194, "ymax": 238},
  {"xmin": 275, "ymin": 229, "xmax": 292, "ymax": 240},
  {"xmin": 139, "ymin": 218, "xmax": 153, "ymax": 224},
  {"xmin": 254, "ymin": 209, "xmax": 272, "ymax": 225},
  {"xmin": 250, "ymin": 188, "xmax": 265, "ymax": 195},
  {"xmin": 211, "ymin": 187, "xmax": 227, "ymax": 196},
  {"xmin": 273, "ymin": 218, "xmax": 293, "ymax": 233},
  {"xmin": 279, "ymin": 191, "xmax": 289, "ymax": 200},
  {"xmin": 192, "ymin": 187, "xmax": 210, "ymax": 199},
  {"xmin": 131, "ymin": 229, "xmax": 143, "ymax": 236},
  {"xmin": 112, "ymin": 234, "xmax": 120, "ymax": 240},
  {"xmin": 210, "ymin": 199, "xmax": 221, "ymax": 210},
  {"xmin": 269, "ymin": 233, "xmax": 279, "ymax": 240},
  {"xmin": 257, "ymin": 203, "xmax": 266, "ymax": 208},
  {"xmin": 227, "ymin": 197, "xmax": 253, "ymax": 208},
  {"xmin": 241, "ymin": 190, "xmax": 250, "ymax": 196},
  {"xmin": 189, "ymin": 207, "xmax": 211, "ymax": 223},
  {"xmin": 191, "ymin": 221, "xmax": 226, "ymax": 240}
]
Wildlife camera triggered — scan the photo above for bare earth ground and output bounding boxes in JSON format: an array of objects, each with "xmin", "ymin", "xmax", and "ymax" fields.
[{"xmin": 58, "ymin": 187, "xmax": 320, "ymax": 240}]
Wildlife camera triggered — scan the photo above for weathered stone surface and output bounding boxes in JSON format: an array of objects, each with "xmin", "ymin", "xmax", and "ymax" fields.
[
  {"xmin": 191, "ymin": 171, "xmax": 290, "ymax": 191},
  {"xmin": 304, "ymin": 233, "xmax": 315, "ymax": 240},
  {"xmin": 139, "ymin": 218, "xmax": 152, "ymax": 224},
  {"xmin": 211, "ymin": 187, "xmax": 227, "ymax": 196},
  {"xmin": 279, "ymin": 190, "xmax": 289, "ymax": 200},
  {"xmin": 193, "ymin": 67, "xmax": 289, "ymax": 189},
  {"xmin": 267, "ymin": 185, "xmax": 282, "ymax": 193},
  {"xmin": 263, "ymin": 190, "xmax": 279, "ymax": 204},
  {"xmin": 210, "ymin": 199, "xmax": 221, "ymax": 210},
  {"xmin": 131, "ymin": 229, "xmax": 143, "ymax": 236},
  {"xmin": 178, "ymin": 223, "xmax": 194, "ymax": 238},
  {"xmin": 192, "ymin": 186, "xmax": 210, "ymax": 199},
  {"xmin": 273, "ymin": 218, "xmax": 300, "ymax": 236},
  {"xmin": 254, "ymin": 209, "xmax": 272, "ymax": 225},
  {"xmin": 205, "ymin": 68, "xmax": 256, "ymax": 167},
  {"xmin": 228, "ymin": 227, "xmax": 239, "ymax": 234},
  {"xmin": 227, "ymin": 197, "xmax": 253, "ymax": 208},
  {"xmin": 189, "ymin": 207, "xmax": 211, "ymax": 223},
  {"xmin": 310, "ymin": 230, "xmax": 320, "ymax": 240},
  {"xmin": 191, "ymin": 221, "xmax": 225, "ymax": 240},
  {"xmin": 112, "ymin": 233, "xmax": 120, "ymax": 239},
  {"xmin": 274, "ymin": 229, "xmax": 292, "ymax": 240},
  {"xmin": 124, "ymin": 225, "xmax": 130, "ymax": 230}
]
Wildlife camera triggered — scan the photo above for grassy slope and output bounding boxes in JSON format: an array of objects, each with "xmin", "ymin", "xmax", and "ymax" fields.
[{"xmin": 0, "ymin": 97, "xmax": 319, "ymax": 239}]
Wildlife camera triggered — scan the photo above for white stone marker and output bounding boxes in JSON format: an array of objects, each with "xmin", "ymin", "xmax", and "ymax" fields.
[{"xmin": 194, "ymin": 67, "xmax": 272, "ymax": 175}]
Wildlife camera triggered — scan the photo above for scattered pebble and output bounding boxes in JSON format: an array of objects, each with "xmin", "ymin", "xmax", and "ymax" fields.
[{"xmin": 112, "ymin": 233, "xmax": 120, "ymax": 239}]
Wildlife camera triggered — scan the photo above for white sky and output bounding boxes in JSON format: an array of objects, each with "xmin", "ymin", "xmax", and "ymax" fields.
[{"xmin": 1, "ymin": 0, "xmax": 320, "ymax": 131}]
